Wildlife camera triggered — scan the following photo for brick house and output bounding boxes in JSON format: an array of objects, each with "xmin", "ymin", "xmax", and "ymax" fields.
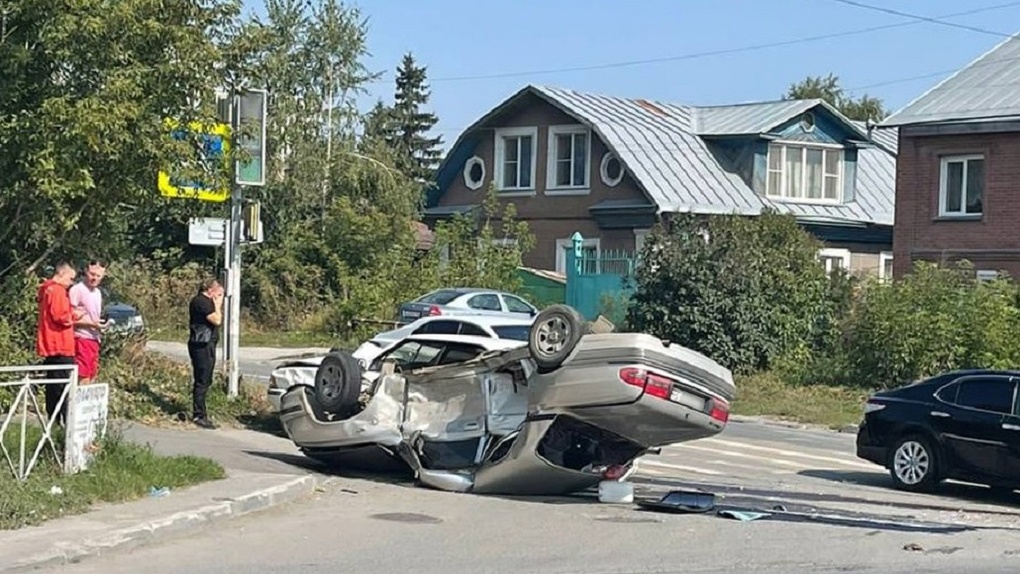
[
  {"xmin": 425, "ymin": 85, "xmax": 898, "ymax": 277},
  {"xmin": 879, "ymin": 34, "xmax": 1020, "ymax": 280}
]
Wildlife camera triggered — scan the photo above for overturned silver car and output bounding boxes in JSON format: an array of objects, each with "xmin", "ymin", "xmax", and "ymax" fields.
[{"xmin": 278, "ymin": 304, "xmax": 736, "ymax": 495}]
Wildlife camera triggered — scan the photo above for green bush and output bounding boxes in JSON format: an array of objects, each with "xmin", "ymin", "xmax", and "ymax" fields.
[
  {"xmin": 836, "ymin": 261, "xmax": 1020, "ymax": 389},
  {"xmin": 625, "ymin": 210, "xmax": 830, "ymax": 375}
]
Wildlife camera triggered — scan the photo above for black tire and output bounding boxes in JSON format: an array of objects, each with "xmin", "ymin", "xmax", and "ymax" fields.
[
  {"xmin": 313, "ymin": 351, "xmax": 362, "ymax": 416},
  {"xmin": 528, "ymin": 304, "xmax": 584, "ymax": 372},
  {"xmin": 888, "ymin": 434, "xmax": 940, "ymax": 493}
]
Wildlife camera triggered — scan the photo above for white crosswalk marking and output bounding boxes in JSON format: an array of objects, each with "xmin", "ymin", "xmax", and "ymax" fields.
[
  {"xmin": 633, "ymin": 434, "xmax": 885, "ymax": 482},
  {"xmin": 699, "ymin": 438, "xmax": 878, "ymax": 470},
  {"xmin": 639, "ymin": 460, "xmax": 725, "ymax": 476}
]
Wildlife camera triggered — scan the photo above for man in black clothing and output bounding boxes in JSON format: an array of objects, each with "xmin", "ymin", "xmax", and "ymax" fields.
[{"xmin": 187, "ymin": 277, "xmax": 223, "ymax": 429}]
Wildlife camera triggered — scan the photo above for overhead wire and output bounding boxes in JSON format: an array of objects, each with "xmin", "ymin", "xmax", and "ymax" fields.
[
  {"xmin": 827, "ymin": 0, "xmax": 1014, "ymax": 38},
  {"xmin": 367, "ymin": 1, "xmax": 1020, "ymax": 85}
]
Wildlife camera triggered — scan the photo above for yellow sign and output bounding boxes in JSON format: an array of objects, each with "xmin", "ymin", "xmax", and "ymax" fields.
[{"xmin": 158, "ymin": 120, "xmax": 231, "ymax": 202}]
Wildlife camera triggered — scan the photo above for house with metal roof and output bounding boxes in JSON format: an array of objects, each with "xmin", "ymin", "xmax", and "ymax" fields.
[
  {"xmin": 878, "ymin": 33, "xmax": 1020, "ymax": 281},
  {"xmin": 426, "ymin": 84, "xmax": 898, "ymax": 277}
]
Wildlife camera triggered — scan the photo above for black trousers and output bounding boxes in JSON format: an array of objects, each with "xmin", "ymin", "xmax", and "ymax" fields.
[
  {"xmin": 188, "ymin": 342, "xmax": 216, "ymax": 420},
  {"xmin": 42, "ymin": 355, "xmax": 75, "ymax": 426}
]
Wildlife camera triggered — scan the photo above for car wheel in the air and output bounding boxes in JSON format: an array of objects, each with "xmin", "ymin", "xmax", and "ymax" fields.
[
  {"xmin": 313, "ymin": 350, "xmax": 362, "ymax": 417},
  {"xmin": 528, "ymin": 304, "xmax": 584, "ymax": 372}
]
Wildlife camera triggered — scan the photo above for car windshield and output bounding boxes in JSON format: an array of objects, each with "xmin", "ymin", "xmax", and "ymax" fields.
[
  {"xmin": 492, "ymin": 325, "xmax": 530, "ymax": 341},
  {"xmin": 416, "ymin": 290, "xmax": 463, "ymax": 305}
]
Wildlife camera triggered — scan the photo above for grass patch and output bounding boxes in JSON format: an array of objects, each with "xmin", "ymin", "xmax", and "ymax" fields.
[
  {"xmin": 103, "ymin": 340, "xmax": 279, "ymax": 431},
  {"xmin": 733, "ymin": 372, "xmax": 873, "ymax": 429},
  {"xmin": 0, "ymin": 426, "xmax": 224, "ymax": 530}
]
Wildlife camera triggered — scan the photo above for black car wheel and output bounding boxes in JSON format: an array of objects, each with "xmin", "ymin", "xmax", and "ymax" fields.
[
  {"xmin": 313, "ymin": 351, "xmax": 362, "ymax": 417},
  {"xmin": 889, "ymin": 434, "xmax": 940, "ymax": 493},
  {"xmin": 528, "ymin": 304, "xmax": 584, "ymax": 372}
]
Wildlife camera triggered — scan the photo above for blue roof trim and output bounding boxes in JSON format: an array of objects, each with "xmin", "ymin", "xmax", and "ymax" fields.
[{"xmin": 427, "ymin": 132, "xmax": 482, "ymax": 208}]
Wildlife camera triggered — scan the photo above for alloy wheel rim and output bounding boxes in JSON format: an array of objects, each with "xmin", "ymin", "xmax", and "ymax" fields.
[{"xmin": 893, "ymin": 441, "xmax": 930, "ymax": 485}]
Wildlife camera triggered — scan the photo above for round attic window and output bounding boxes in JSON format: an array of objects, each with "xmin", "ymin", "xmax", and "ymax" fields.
[
  {"xmin": 800, "ymin": 112, "xmax": 816, "ymax": 132},
  {"xmin": 600, "ymin": 152, "xmax": 624, "ymax": 187},
  {"xmin": 463, "ymin": 156, "xmax": 485, "ymax": 190}
]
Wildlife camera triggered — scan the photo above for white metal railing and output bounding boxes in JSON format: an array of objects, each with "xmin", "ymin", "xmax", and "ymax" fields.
[{"xmin": 0, "ymin": 364, "xmax": 78, "ymax": 481}]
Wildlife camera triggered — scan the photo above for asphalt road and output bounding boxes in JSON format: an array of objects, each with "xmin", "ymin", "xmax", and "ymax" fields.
[
  {"xmin": 122, "ymin": 339, "xmax": 1020, "ymax": 572},
  {"xmin": 146, "ymin": 340, "xmax": 330, "ymax": 380},
  {"xmin": 53, "ymin": 460, "xmax": 1020, "ymax": 574}
]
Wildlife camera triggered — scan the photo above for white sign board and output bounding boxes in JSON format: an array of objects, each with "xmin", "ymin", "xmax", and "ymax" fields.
[
  {"xmin": 189, "ymin": 217, "xmax": 227, "ymax": 246},
  {"xmin": 64, "ymin": 383, "xmax": 109, "ymax": 474}
]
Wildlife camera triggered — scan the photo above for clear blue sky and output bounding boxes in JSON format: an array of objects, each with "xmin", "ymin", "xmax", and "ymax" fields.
[{"xmin": 241, "ymin": 0, "xmax": 1020, "ymax": 149}]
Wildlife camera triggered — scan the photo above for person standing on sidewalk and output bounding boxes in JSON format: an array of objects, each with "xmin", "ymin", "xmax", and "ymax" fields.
[
  {"xmin": 69, "ymin": 260, "xmax": 109, "ymax": 385},
  {"xmin": 36, "ymin": 262, "xmax": 81, "ymax": 426},
  {"xmin": 187, "ymin": 277, "xmax": 223, "ymax": 429}
]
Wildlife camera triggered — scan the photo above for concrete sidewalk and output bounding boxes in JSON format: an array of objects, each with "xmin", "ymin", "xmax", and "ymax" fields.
[{"xmin": 0, "ymin": 422, "xmax": 331, "ymax": 573}]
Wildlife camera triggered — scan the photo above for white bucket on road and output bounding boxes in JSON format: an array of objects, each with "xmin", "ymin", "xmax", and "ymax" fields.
[{"xmin": 598, "ymin": 480, "xmax": 634, "ymax": 504}]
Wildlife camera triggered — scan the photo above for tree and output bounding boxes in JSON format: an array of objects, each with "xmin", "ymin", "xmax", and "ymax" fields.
[
  {"xmin": 386, "ymin": 52, "xmax": 444, "ymax": 185},
  {"xmin": 784, "ymin": 73, "xmax": 887, "ymax": 123},
  {"xmin": 625, "ymin": 211, "xmax": 831, "ymax": 374}
]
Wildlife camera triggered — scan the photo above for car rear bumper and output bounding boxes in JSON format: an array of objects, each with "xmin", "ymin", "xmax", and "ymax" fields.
[{"xmin": 855, "ymin": 421, "xmax": 887, "ymax": 467}]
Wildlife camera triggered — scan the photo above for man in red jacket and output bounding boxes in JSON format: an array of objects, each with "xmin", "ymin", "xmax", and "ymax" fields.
[{"xmin": 37, "ymin": 262, "xmax": 80, "ymax": 426}]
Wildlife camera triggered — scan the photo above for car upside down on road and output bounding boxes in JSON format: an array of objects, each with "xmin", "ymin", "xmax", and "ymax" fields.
[{"xmin": 278, "ymin": 304, "xmax": 736, "ymax": 496}]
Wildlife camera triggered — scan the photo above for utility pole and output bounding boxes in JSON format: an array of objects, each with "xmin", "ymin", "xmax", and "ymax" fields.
[{"xmin": 225, "ymin": 92, "xmax": 242, "ymax": 398}]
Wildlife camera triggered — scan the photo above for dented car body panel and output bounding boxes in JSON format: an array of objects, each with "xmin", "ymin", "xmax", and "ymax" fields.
[{"xmin": 279, "ymin": 308, "xmax": 736, "ymax": 496}]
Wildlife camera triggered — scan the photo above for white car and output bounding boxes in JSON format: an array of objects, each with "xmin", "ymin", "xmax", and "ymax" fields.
[
  {"xmin": 351, "ymin": 315, "xmax": 535, "ymax": 365},
  {"xmin": 267, "ymin": 332, "xmax": 528, "ymax": 412}
]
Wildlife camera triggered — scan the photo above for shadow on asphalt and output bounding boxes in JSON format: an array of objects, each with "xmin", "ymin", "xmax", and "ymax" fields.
[
  {"xmin": 243, "ymin": 448, "xmax": 419, "ymax": 488},
  {"xmin": 632, "ymin": 475, "xmax": 1020, "ymax": 518},
  {"xmin": 797, "ymin": 469, "xmax": 1020, "ymax": 510}
]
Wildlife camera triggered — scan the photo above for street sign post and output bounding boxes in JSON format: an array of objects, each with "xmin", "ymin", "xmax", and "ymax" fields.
[{"xmin": 158, "ymin": 87, "xmax": 267, "ymax": 400}]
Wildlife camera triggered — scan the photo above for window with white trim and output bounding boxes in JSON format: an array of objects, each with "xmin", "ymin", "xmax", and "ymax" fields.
[
  {"xmin": 818, "ymin": 248, "xmax": 850, "ymax": 276},
  {"xmin": 977, "ymin": 269, "xmax": 999, "ymax": 283},
  {"xmin": 547, "ymin": 126, "xmax": 590, "ymax": 191},
  {"xmin": 494, "ymin": 127, "xmax": 537, "ymax": 192},
  {"xmin": 600, "ymin": 152, "xmax": 624, "ymax": 186},
  {"xmin": 555, "ymin": 237, "xmax": 600, "ymax": 275},
  {"xmin": 879, "ymin": 251, "xmax": 893, "ymax": 281},
  {"xmin": 939, "ymin": 154, "xmax": 984, "ymax": 217},
  {"xmin": 767, "ymin": 143, "xmax": 842, "ymax": 201},
  {"xmin": 634, "ymin": 229, "xmax": 650, "ymax": 255}
]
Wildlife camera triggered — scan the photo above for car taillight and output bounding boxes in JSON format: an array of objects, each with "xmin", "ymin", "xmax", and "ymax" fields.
[
  {"xmin": 864, "ymin": 399, "xmax": 886, "ymax": 414},
  {"xmin": 428, "ymin": 305, "xmax": 442, "ymax": 316},
  {"xmin": 618, "ymin": 367, "xmax": 671, "ymax": 399},
  {"xmin": 709, "ymin": 398, "xmax": 730, "ymax": 423}
]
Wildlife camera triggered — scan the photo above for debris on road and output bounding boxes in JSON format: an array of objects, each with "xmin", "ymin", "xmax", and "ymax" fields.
[
  {"xmin": 717, "ymin": 509, "xmax": 771, "ymax": 521},
  {"xmin": 635, "ymin": 489, "xmax": 717, "ymax": 514}
]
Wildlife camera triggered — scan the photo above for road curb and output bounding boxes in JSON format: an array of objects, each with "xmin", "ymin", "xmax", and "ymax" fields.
[{"xmin": 2, "ymin": 474, "xmax": 327, "ymax": 574}]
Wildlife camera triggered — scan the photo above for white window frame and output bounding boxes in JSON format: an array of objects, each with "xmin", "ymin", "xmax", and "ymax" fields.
[
  {"xmin": 879, "ymin": 251, "xmax": 893, "ymax": 282},
  {"xmin": 938, "ymin": 154, "xmax": 984, "ymax": 218},
  {"xmin": 493, "ymin": 126, "xmax": 538, "ymax": 195},
  {"xmin": 818, "ymin": 247, "xmax": 851, "ymax": 275},
  {"xmin": 633, "ymin": 228, "xmax": 650, "ymax": 254},
  {"xmin": 600, "ymin": 152, "xmax": 625, "ymax": 187},
  {"xmin": 546, "ymin": 125, "xmax": 591, "ymax": 194},
  {"xmin": 977, "ymin": 269, "xmax": 999, "ymax": 282},
  {"xmin": 462, "ymin": 156, "xmax": 485, "ymax": 191},
  {"xmin": 555, "ymin": 237, "xmax": 600, "ymax": 275},
  {"xmin": 766, "ymin": 142, "xmax": 844, "ymax": 203}
]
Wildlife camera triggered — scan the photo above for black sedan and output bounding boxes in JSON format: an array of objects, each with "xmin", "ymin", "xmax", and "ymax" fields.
[{"xmin": 856, "ymin": 369, "xmax": 1020, "ymax": 493}]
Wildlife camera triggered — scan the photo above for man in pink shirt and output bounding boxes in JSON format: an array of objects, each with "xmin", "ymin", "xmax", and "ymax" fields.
[{"xmin": 69, "ymin": 261, "xmax": 109, "ymax": 385}]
